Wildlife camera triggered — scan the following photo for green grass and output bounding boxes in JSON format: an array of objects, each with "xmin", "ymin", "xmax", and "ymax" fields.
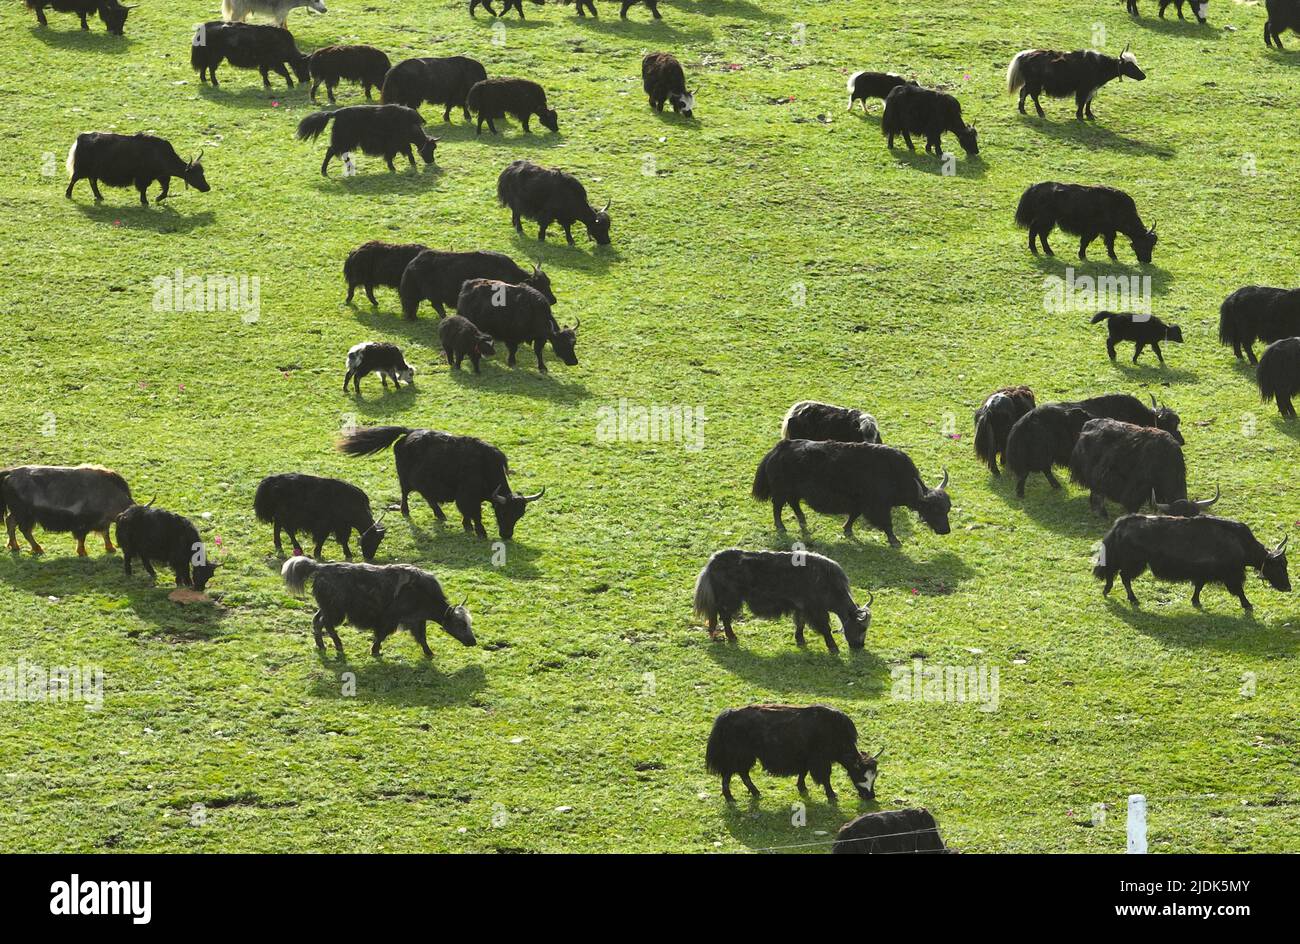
[{"xmin": 1, "ymin": 0, "xmax": 1298, "ymax": 853}]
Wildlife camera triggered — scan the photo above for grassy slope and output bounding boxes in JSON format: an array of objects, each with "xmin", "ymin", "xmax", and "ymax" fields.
[{"xmin": 0, "ymin": 0, "xmax": 1297, "ymax": 853}]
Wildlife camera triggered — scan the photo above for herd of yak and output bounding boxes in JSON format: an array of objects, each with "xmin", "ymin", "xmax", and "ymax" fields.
[{"xmin": 9, "ymin": 0, "xmax": 1300, "ymax": 842}]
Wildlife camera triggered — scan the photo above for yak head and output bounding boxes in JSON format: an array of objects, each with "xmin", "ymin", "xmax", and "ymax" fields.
[
  {"xmin": 360, "ymin": 521, "xmax": 386, "ymax": 561},
  {"xmin": 1261, "ymin": 536, "xmax": 1291, "ymax": 592},
  {"xmin": 99, "ymin": 2, "xmax": 132, "ymax": 36},
  {"xmin": 525, "ymin": 265, "xmax": 557, "ymax": 304},
  {"xmin": 540, "ymin": 108, "xmax": 560, "ymax": 133},
  {"xmin": 292, "ymin": 53, "xmax": 312, "ymax": 84},
  {"xmin": 1132, "ymin": 225, "xmax": 1157, "ymax": 264},
  {"xmin": 418, "ymin": 135, "xmax": 440, "ymax": 165},
  {"xmin": 1118, "ymin": 47, "xmax": 1146, "ymax": 82},
  {"xmin": 915, "ymin": 469, "xmax": 952, "ymax": 535},
  {"xmin": 842, "ymin": 591, "xmax": 873, "ymax": 651},
  {"xmin": 488, "ymin": 485, "xmax": 545, "ymax": 539},
  {"xmin": 394, "ymin": 363, "xmax": 416, "ymax": 385},
  {"xmin": 1165, "ymin": 323, "xmax": 1185, "ymax": 344},
  {"xmin": 1153, "ymin": 485, "xmax": 1218, "ymax": 518},
  {"xmin": 305, "ymin": 0, "xmax": 328, "ymax": 12},
  {"xmin": 1149, "ymin": 394, "xmax": 1182, "ymax": 444},
  {"xmin": 192, "ymin": 559, "xmax": 218, "ymax": 592},
  {"xmin": 182, "ymin": 151, "xmax": 211, "ymax": 193},
  {"xmin": 439, "ymin": 596, "xmax": 477, "ymax": 647},
  {"xmin": 586, "ymin": 199, "xmax": 612, "ymax": 245},
  {"xmin": 549, "ymin": 319, "xmax": 579, "ymax": 367},
  {"xmin": 845, "ymin": 747, "xmax": 883, "ymax": 800},
  {"xmin": 955, "ymin": 123, "xmax": 979, "ymax": 156},
  {"xmin": 670, "ymin": 90, "xmax": 696, "ymax": 118}
]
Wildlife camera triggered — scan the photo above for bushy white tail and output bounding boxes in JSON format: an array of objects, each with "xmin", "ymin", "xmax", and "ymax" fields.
[
  {"xmin": 846, "ymin": 70, "xmax": 864, "ymax": 94},
  {"xmin": 281, "ymin": 556, "xmax": 318, "ymax": 593},
  {"xmin": 1006, "ymin": 51, "xmax": 1031, "ymax": 94},
  {"xmin": 65, "ymin": 139, "xmax": 78, "ymax": 177}
]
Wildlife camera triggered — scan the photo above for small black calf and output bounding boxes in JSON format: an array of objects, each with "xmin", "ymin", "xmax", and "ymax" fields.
[
  {"xmin": 439, "ymin": 316, "xmax": 496, "ymax": 374},
  {"xmin": 116, "ymin": 504, "xmax": 217, "ymax": 591},
  {"xmin": 847, "ymin": 71, "xmax": 917, "ymax": 112},
  {"xmin": 344, "ymin": 342, "xmax": 415, "ymax": 394},
  {"xmin": 1090, "ymin": 311, "xmax": 1183, "ymax": 365}
]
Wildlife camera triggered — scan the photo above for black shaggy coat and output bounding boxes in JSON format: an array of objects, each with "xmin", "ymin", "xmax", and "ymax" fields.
[
  {"xmin": 973, "ymin": 385, "xmax": 1036, "ymax": 475},
  {"xmin": 398, "ymin": 249, "xmax": 556, "ymax": 319},
  {"xmin": 344, "ymin": 241, "xmax": 429, "ymax": 305},
  {"xmin": 282, "ymin": 558, "xmax": 476, "ymax": 657},
  {"xmin": 191, "ymin": 22, "xmax": 310, "ymax": 89},
  {"xmin": 1069, "ymin": 418, "xmax": 1187, "ymax": 517},
  {"xmin": 496, "ymin": 159, "xmax": 611, "ymax": 245},
  {"xmin": 466, "ymin": 78, "xmax": 558, "ymax": 135},
  {"xmin": 1004, "ymin": 404, "xmax": 1093, "ymax": 497},
  {"xmin": 1218, "ymin": 285, "xmax": 1300, "ymax": 365},
  {"xmin": 116, "ymin": 504, "xmax": 217, "ymax": 590},
  {"xmin": 847, "ymin": 71, "xmax": 917, "ymax": 112},
  {"xmin": 1265, "ymin": 0, "xmax": 1300, "ymax": 48},
  {"xmin": 833, "ymin": 809, "xmax": 948, "ymax": 854},
  {"xmin": 296, "ymin": 104, "xmax": 438, "ymax": 176},
  {"xmin": 438, "ymin": 315, "xmax": 496, "ymax": 374},
  {"xmin": 1090, "ymin": 311, "xmax": 1183, "ymax": 365},
  {"xmin": 308, "ymin": 44, "xmax": 391, "ymax": 103},
  {"xmin": 692, "ymin": 549, "xmax": 872, "ymax": 652},
  {"xmin": 751, "ymin": 439, "xmax": 951, "ymax": 546},
  {"xmin": 380, "ymin": 56, "xmax": 487, "ymax": 121},
  {"xmin": 457, "ymin": 278, "xmax": 578, "ymax": 372},
  {"xmin": 1, "ymin": 465, "xmax": 133, "ymax": 556},
  {"xmin": 705, "ymin": 704, "xmax": 879, "ymax": 803},
  {"xmin": 1016, "ymin": 181, "xmax": 1157, "ymax": 263},
  {"xmin": 781, "ymin": 400, "xmax": 882, "ymax": 445},
  {"xmin": 1256, "ymin": 337, "xmax": 1300, "ymax": 418},
  {"xmin": 1055, "ymin": 393, "xmax": 1183, "ymax": 444},
  {"xmin": 27, "ymin": 0, "xmax": 128, "ymax": 34},
  {"xmin": 254, "ymin": 473, "xmax": 386, "ymax": 560},
  {"xmin": 881, "ymin": 84, "xmax": 979, "ymax": 156},
  {"xmin": 1006, "ymin": 49, "xmax": 1145, "ymax": 120},
  {"xmin": 65, "ymin": 132, "xmax": 210, "ymax": 207}
]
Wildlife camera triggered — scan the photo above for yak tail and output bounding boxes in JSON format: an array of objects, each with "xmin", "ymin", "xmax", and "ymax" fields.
[
  {"xmin": 253, "ymin": 477, "xmax": 279, "ymax": 523},
  {"xmin": 0, "ymin": 469, "xmax": 8, "ymax": 522},
  {"xmin": 692, "ymin": 564, "xmax": 716, "ymax": 620},
  {"xmin": 704, "ymin": 714, "xmax": 729, "ymax": 775},
  {"xmin": 220, "ymin": 0, "xmax": 238, "ymax": 20},
  {"xmin": 1006, "ymin": 51, "xmax": 1030, "ymax": 94},
  {"xmin": 65, "ymin": 138, "xmax": 79, "ymax": 177},
  {"xmin": 1092, "ymin": 534, "xmax": 1114, "ymax": 581},
  {"xmin": 296, "ymin": 111, "xmax": 334, "ymax": 142},
  {"xmin": 1218, "ymin": 298, "xmax": 1241, "ymax": 346},
  {"xmin": 338, "ymin": 425, "xmax": 411, "ymax": 456},
  {"xmin": 281, "ymin": 556, "xmax": 319, "ymax": 594},
  {"xmin": 1013, "ymin": 186, "xmax": 1040, "ymax": 230},
  {"xmin": 973, "ymin": 411, "xmax": 999, "ymax": 475},
  {"xmin": 751, "ymin": 447, "xmax": 775, "ymax": 501},
  {"xmin": 1090, "ymin": 311, "xmax": 1111, "ymax": 325}
]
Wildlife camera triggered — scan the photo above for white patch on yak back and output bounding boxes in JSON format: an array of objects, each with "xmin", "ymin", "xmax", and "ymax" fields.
[
  {"xmin": 345, "ymin": 341, "xmax": 368, "ymax": 370},
  {"xmin": 847, "ymin": 70, "xmax": 865, "ymax": 94}
]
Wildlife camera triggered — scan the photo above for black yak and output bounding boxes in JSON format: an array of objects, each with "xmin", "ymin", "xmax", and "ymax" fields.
[
  {"xmin": 1256, "ymin": 336, "xmax": 1300, "ymax": 418},
  {"xmin": 466, "ymin": 78, "xmax": 559, "ymax": 135},
  {"xmin": 1004, "ymin": 404, "xmax": 1094, "ymax": 498},
  {"xmin": 1055, "ymin": 392, "xmax": 1184, "ymax": 445},
  {"xmin": 308, "ymin": 44, "xmax": 391, "ymax": 103},
  {"xmin": 282, "ymin": 557, "xmax": 475, "ymax": 657},
  {"xmin": 457, "ymin": 278, "xmax": 577, "ymax": 372},
  {"xmin": 1090, "ymin": 311, "xmax": 1183, "ymax": 365},
  {"xmin": 1016, "ymin": 181, "xmax": 1157, "ymax": 263},
  {"xmin": 26, "ymin": 0, "xmax": 130, "ymax": 34},
  {"xmin": 398, "ymin": 249, "xmax": 555, "ymax": 319},
  {"xmin": 1153, "ymin": 485, "xmax": 1220, "ymax": 518},
  {"xmin": 752, "ymin": 439, "xmax": 951, "ymax": 546},
  {"xmin": 470, "ymin": 0, "xmax": 543, "ymax": 17},
  {"xmin": 438, "ymin": 315, "xmax": 496, "ymax": 374},
  {"xmin": 692, "ymin": 548, "xmax": 873, "ymax": 652},
  {"xmin": 496, "ymin": 159, "xmax": 611, "ymax": 246},
  {"xmin": 1095, "ymin": 515, "xmax": 1288, "ymax": 610},
  {"xmin": 1006, "ymin": 47, "xmax": 1146, "ymax": 120},
  {"xmin": 781, "ymin": 400, "xmax": 882, "ymax": 445},
  {"xmin": 1218, "ymin": 286, "xmax": 1300, "ymax": 365},
  {"xmin": 296, "ymin": 105, "xmax": 438, "ymax": 176},
  {"xmin": 973, "ymin": 385, "xmax": 1036, "ymax": 475},
  {"xmin": 65, "ymin": 133, "xmax": 209, "ymax": 207},
  {"xmin": 338, "ymin": 426, "xmax": 544, "ymax": 539},
  {"xmin": 1, "ymin": 465, "xmax": 133, "ymax": 556},
  {"xmin": 881, "ymin": 84, "xmax": 979, "ymax": 156},
  {"xmin": 254, "ymin": 473, "xmax": 387, "ymax": 560},
  {"xmin": 642, "ymin": 52, "xmax": 695, "ymax": 117},
  {"xmin": 344, "ymin": 341, "xmax": 415, "ymax": 394},
  {"xmin": 380, "ymin": 56, "xmax": 487, "ymax": 121},
  {"xmin": 833, "ymin": 809, "xmax": 948, "ymax": 854},
  {"xmin": 1069, "ymin": 418, "xmax": 1187, "ymax": 517},
  {"xmin": 847, "ymin": 70, "xmax": 917, "ymax": 112},
  {"xmin": 116, "ymin": 504, "xmax": 218, "ymax": 591},
  {"xmin": 344, "ymin": 241, "xmax": 429, "ymax": 306},
  {"xmin": 1265, "ymin": 0, "xmax": 1300, "ymax": 48},
  {"xmin": 705, "ymin": 704, "xmax": 882, "ymax": 802},
  {"xmin": 1127, "ymin": 0, "xmax": 1210, "ymax": 23},
  {"xmin": 191, "ymin": 22, "xmax": 311, "ymax": 89}
]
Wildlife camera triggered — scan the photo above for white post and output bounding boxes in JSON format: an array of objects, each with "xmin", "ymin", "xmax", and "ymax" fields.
[{"xmin": 1126, "ymin": 794, "xmax": 1147, "ymax": 854}]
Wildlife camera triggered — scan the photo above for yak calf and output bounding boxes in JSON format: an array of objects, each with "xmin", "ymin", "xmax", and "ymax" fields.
[
  {"xmin": 973, "ymin": 385, "xmax": 1036, "ymax": 475},
  {"xmin": 439, "ymin": 316, "xmax": 496, "ymax": 374},
  {"xmin": 1091, "ymin": 311, "xmax": 1183, "ymax": 365},
  {"xmin": 116, "ymin": 503, "xmax": 218, "ymax": 590},
  {"xmin": 467, "ymin": 78, "xmax": 559, "ymax": 135}
]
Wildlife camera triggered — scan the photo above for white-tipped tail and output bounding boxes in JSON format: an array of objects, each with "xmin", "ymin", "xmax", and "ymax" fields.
[
  {"xmin": 846, "ymin": 70, "xmax": 864, "ymax": 94},
  {"xmin": 1006, "ymin": 50, "xmax": 1031, "ymax": 94},
  {"xmin": 281, "ymin": 555, "xmax": 317, "ymax": 593},
  {"xmin": 65, "ymin": 139, "xmax": 78, "ymax": 177},
  {"xmin": 221, "ymin": 0, "xmax": 238, "ymax": 21}
]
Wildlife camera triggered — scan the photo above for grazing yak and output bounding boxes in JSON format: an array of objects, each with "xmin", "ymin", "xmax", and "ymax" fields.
[
  {"xmin": 380, "ymin": 56, "xmax": 487, "ymax": 122},
  {"xmin": 191, "ymin": 22, "xmax": 311, "ymax": 89},
  {"xmin": 344, "ymin": 241, "xmax": 428, "ymax": 306},
  {"xmin": 973, "ymin": 385, "xmax": 1036, "ymax": 475},
  {"xmin": 1056, "ymin": 392, "xmax": 1184, "ymax": 444},
  {"xmin": 65, "ymin": 133, "xmax": 210, "ymax": 207},
  {"xmin": 833, "ymin": 809, "xmax": 948, "ymax": 855},
  {"xmin": 1069, "ymin": 418, "xmax": 1187, "ymax": 517},
  {"xmin": 116, "ymin": 504, "xmax": 218, "ymax": 591},
  {"xmin": 466, "ymin": 78, "xmax": 559, "ymax": 135},
  {"xmin": 692, "ymin": 549, "xmax": 873, "ymax": 653},
  {"xmin": 847, "ymin": 71, "xmax": 917, "ymax": 112},
  {"xmin": 344, "ymin": 341, "xmax": 415, "ymax": 394},
  {"xmin": 706, "ymin": 704, "xmax": 882, "ymax": 803},
  {"xmin": 642, "ymin": 52, "xmax": 695, "ymax": 117},
  {"xmin": 221, "ymin": 0, "xmax": 325, "ymax": 28},
  {"xmin": 470, "ymin": 0, "xmax": 543, "ymax": 17},
  {"xmin": 1, "ymin": 465, "xmax": 133, "ymax": 556},
  {"xmin": 1016, "ymin": 182, "xmax": 1157, "ymax": 263},
  {"xmin": 26, "ymin": 0, "xmax": 130, "ymax": 34},
  {"xmin": 254, "ymin": 473, "xmax": 387, "ymax": 560},
  {"xmin": 1090, "ymin": 312, "xmax": 1183, "ymax": 365},
  {"xmin": 1004, "ymin": 404, "xmax": 1093, "ymax": 497},
  {"xmin": 282, "ymin": 558, "xmax": 475, "ymax": 658},
  {"xmin": 338, "ymin": 426, "xmax": 544, "ymax": 539},
  {"xmin": 497, "ymin": 159, "xmax": 611, "ymax": 246},
  {"xmin": 307, "ymin": 45, "xmax": 390, "ymax": 103},
  {"xmin": 296, "ymin": 105, "xmax": 438, "ymax": 176},
  {"xmin": 439, "ymin": 316, "xmax": 497, "ymax": 374},
  {"xmin": 781, "ymin": 400, "xmax": 882, "ymax": 445},
  {"xmin": 1256, "ymin": 336, "xmax": 1300, "ymax": 418},
  {"xmin": 1006, "ymin": 47, "xmax": 1146, "ymax": 120},
  {"xmin": 1127, "ymin": 0, "xmax": 1209, "ymax": 23},
  {"xmin": 1265, "ymin": 0, "xmax": 1300, "ymax": 48},
  {"xmin": 1095, "ymin": 515, "xmax": 1289, "ymax": 610},
  {"xmin": 1218, "ymin": 286, "xmax": 1300, "ymax": 365},
  {"xmin": 398, "ymin": 249, "xmax": 555, "ymax": 319},
  {"xmin": 752, "ymin": 439, "xmax": 951, "ymax": 546},
  {"xmin": 882, "ymin": 84, "xmax": 979, "ymax": 156},
  {"xmin": 1153, "ymin": 485, "xmax": 1220, "ymax": 518},
  {"xmin": 457, "ymin": 279, "xmax": 578, "ymax": 372}
]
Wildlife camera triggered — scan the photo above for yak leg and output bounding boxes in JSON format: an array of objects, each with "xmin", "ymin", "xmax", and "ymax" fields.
[
  {"xmin": 796, "ymin": 772, "xmax": 809, "ymax": 794},
  {"xmin": 102, "ymin": 530, "xmax": 116, "ymax": 553},
  {"xmin": 705, "ymin": 612, "xmax": 721, "ymax": 641},
  {"xmin": 843, "ymin": 512, "xmax": 858, "ymax": 538},
  {"xmin": 136, "ymin": 179, "xmax": 151, "ymax": 206},
  {"xmin": 79, "ymin": 12, "xmax": 89, "ymax": 29},
  {"xmin": 511, "ymin": 210, "xmax": 523, "ymax": 234},
  {"xmin": 788, "ymin": 499, "xmax": 808, "ymax": 531},
  {"xmin": 1043, "ymin": 469, "xmax": 1062, "ymax": 489},
  {"xmin": 813, "ymin": 763, "xmax": 837, "ymax": 802},
  {"xmin": 562, "ymin": 223, "xmax": 577, "ymax": 246},
  {"xmin": 456, "ymin": 496, "xmax": 487, "ymax": 537},
  {"xmin": 1102, "ymin": 232, "xmax": 1118, "ymax": 260},
  {"xmin": 1152, "ymin": 342, "xmax": 1165, "ymax": 365},
  {"xmin": 1031, "ymin": 89, "xmax": 1045, "ymax": 118},
  {"xmin": 771, "ymin": 499, "xmax": 786, "ymax": 533},
  {"xmin": 537, "ymin": 218, "xmax": 551, "ymax": 241},
  {"xmin": 384, "ymin": 153, "xmax": 397, "ymax": 173},
  {"xmin": 1089, "ymin": 491, "xmax": 1108, "ymax": 518},
  {"xmin": 310, "ymin": 79, "xmax": 321, "ymax": 102},
  {"xmin": 1015, "ymin": 473, "xmax": 1028, "ymax": 498},
  {"xmin": 5, "ymin": 515, "xmax": 18, "ymax": 552},
  {"xmin": 285, "ymin": 529, "xmax": 305, "ymax": 555},
  {"xmin": 1017, "ymin": 87, "xmax": 1028, "ymax": 114},
  {"xmin": 1226, "ymin": 578, "xmax": 1253, "ymax": 611},
  {"xmin": 86, "ymin": 178, "xmax": 104, "ymax": 201},
  {"xmin": 1132, "ymin": 342, "xmax": 1145, "ymax": 363},
  {"xmin": 738, "ymin": 769, "xmax": 761, "ymax": 798},
  {"xmin": 405, "ymin": 145, "xmax": 418, "ymax": 170},
  {"xmin": 327, "ymin": 81, "xmax": 338, "ymax": 104},
  {"xmin": 720, "ymin": 612, "xmax": 737, "ymax": 642},
  {"xmin": 1120, "ymin": 570, "xmax": 1140, "ymax": 605},
  {"xmin": 1191, "ymin": 581, "xmax": 1205, "ymax": 608},
  {"xmin": 21, "ymin": 523, "xmax": 43, "ymax": 555},
  {"xmin": 1075, "ymin": 92, "xmax": 1088, "ymax": 120},
  {"xmin": 409, "ymin": 622, "xmax": 434, "ymax": 658},
  {"xmin": 808, "ymin": 611, "xmax": 838, "ymax": 653},
  {"xmin": 533, "ymin": 339, "xmax": 548, "ymax": 372},
  {"xmin": 1038, "ymin": 227, "xmax": 1054, "ymax": 256},
  {"xmin": 793, "ymin": 612, "xmax": 806, "ymax": 647},
  {"xmin": 156, "ymin": 178, "xmax": 170, "ymax": 202},
  {"xmin": 312, "ymin": 535, "xmax": 327, "ymax": 559},
  {"xmin": 1027, "ymin": 225, "xmax": 1039, "ymax": 255},
  {"xmin": 429, "ymin": 500, "xmax": 447, "ymax": 521},
  {"xmin": 720, "ymin": 774, "xmax": 735, "ymax": 802},
  {"xmin": 866, "ymin": 505, "xmax": 900, "ymax": 547},
  {"xmin": 1279, "ymin": 394, "xmax": 1296, "ymax": 419},
  {"xmin": 1107, "ymin": 336, "xmax": 1118, "ymax": 361},
  {"xmin": 260, "ymin": 67, "xmax": 272, "ymax": 88},
  {"xmin": 505, "ymin": 342, "xmax": 519, "ymax": 366},
  {"xmin": 75, "ymin": 533, "xmax": 89, "ymax": 557},
  {"xmin": 33, "ymin": 7, "xmax": 48, "ymax": 25},
  {"xmin": 65, "ymin": 175, "xmax": 80, "ymax": 199},
  {"xmin": 901, "ymin": 130, "xmax": 915, "ymax": 151},
  {"xmin": 139, "ymin": 557, "xmax": 157, "ymax": 578},
  {"xmin": 1078, "ymin": 233, "xmax": 1095, "ymax": 260},
  {"xmin": 1101, "ymin": 570, "xmax": 1115, "ymax": 597},
  {"xmin": 1245, "ymin": 342, "xmax": 1258, "ymax": 366},
  {"xmin": 321, "ymin": 147, "xmax": 335, "ymax": 177},
  {"xmin": 311, "ymin": 611, "xmax": 329, "ymax": 652}
]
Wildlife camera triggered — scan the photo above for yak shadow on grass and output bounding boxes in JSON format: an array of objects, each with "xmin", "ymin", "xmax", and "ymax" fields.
[
  {"xmin": 309, "ymin": 658, "xmax": 487, "ymax": 707},
  {"xmin": 505, "ymin": 232, "xmax": 621, "ymax": 272},
  {"xmin": 719, "ymin": 797, "xmax": 877, "ymax": 853},
  {"xmin": 73, "ymin": 201, "xmax": 215, "ymax": 235},
  {"xmin": 572, "ymin": 15, "xmax": 713, "ymax": 44},
  {"xmin": 705, "ymin": 639, "xmax": 892, "ymax": 700},
  {"xmin": 887, "ymin": 148, "xmax": 988, "ymax": 179},
  {"xmin": 443, "ymin": 359, "xmax": 592, "ymax": 404},
  {"xmin": 987, "ymin": 474, "xmax": 1104, "ymax": 540},
  {"xmin": 1027, "ymin": 252, "xmax": 1172, "ymax": 295},
  {"xmin": 432, "ymin": 122, "xmax": 566, "ymax": 148},
  {"xmin": 685, "ymin": 0, "xmax": 782, "ymax": 22},
  {"xmin": 29, "ymin": 26, "xmax": 132, "ymax": 54},
  {"xmin": 310, "ymin": 164, "xmax": 443, "ymax": 195},
  {"xmin": 1103, "ymin": 596, "xmax": 1299, "ymax": 655},
  {"xmin": 1017, "ymin": 113, "xmax": 1174, "ymax": 157},
  {"xmin": 1131, "ymin": 17, "xmax": 1221, "ymax": 40},
  {"xmin": 197, "ymin": 83, "xmax": 307, "ymax": 110},
  {"xmin": 399, "ymin": 517, "xmax": 545, "ymax": 579},
  {"xmin": 1102, "ymin": 356, "xmax": 1200, "ymax": 385}
]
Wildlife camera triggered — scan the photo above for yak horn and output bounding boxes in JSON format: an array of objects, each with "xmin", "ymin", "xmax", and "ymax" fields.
[
  {"xmin": 523, "ymin": 487, "xmax": 546, "ymax": 503},
  {"xmin": 873, "ymin": 746, "xmax": 886, "ymax": 760},
  {"xmin": 1149, "ymin": 393, "xmax": 1158, "ymax": 409},
  {"xmin": 532, "ymin": 263, "xmax": 541, "ymax": 277},
  {"xmin": 601, "ymin": 198, "xmax": 611, "ymax": 213},
  {"xmin": 1152, "ymin": 490, "xmax": 1170, "ymax": 513},
  {"xmin": 1195, "ymin": 485, "xmax": 1221, "ymax": 509},
  {"xmin": 459, "ymin": 594, "xmax": 469, "ymax": 608},
  {"xmin": 1276, "ymin": 535, "xmax": 1289, "ymax": 553},
  {"xmin": 937, "ymin": 468, "xmax": 950, "ymax": 491},
  {"xmin": 572, "ymin": 318, "xmax": 580, "ymax": 331}
]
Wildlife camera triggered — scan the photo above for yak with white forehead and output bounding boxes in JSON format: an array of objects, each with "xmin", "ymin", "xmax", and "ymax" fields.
[{"xmin": 1007, "ymin": 46, "xmax": 1146, "ymax": 121}]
